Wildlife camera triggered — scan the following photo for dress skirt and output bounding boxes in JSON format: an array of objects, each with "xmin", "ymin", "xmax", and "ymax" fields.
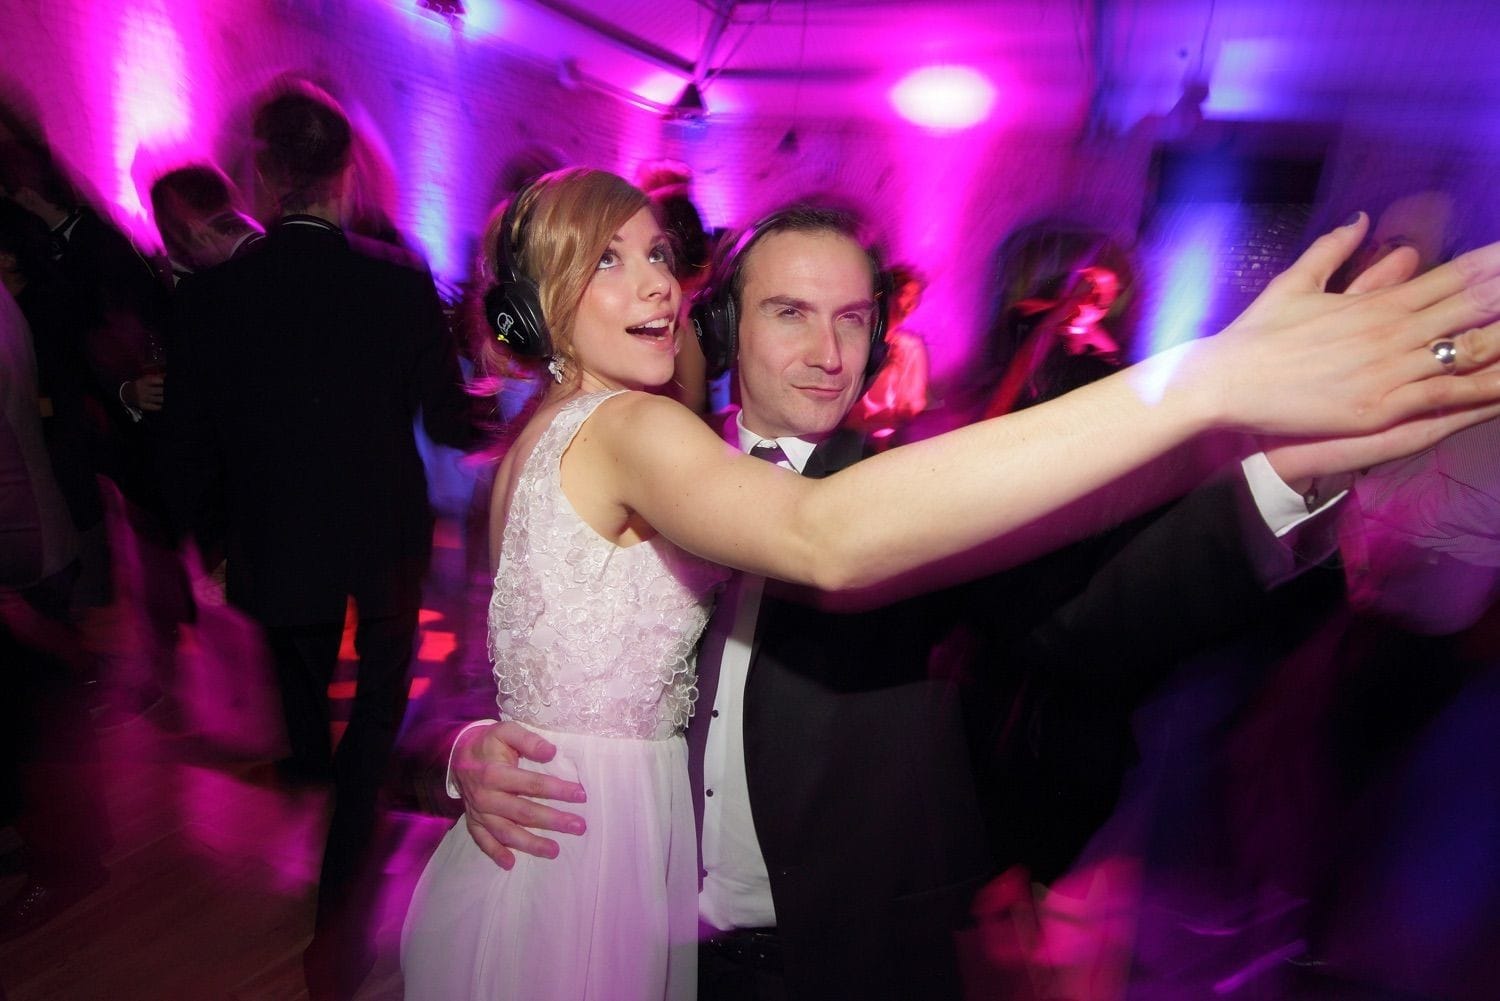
[{"xmin": 401, "ymin": 727, "xmax": 698, "ymax": 1001}]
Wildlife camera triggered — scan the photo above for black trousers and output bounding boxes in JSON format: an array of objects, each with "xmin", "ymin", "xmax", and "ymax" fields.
[
  {"xmin": 699, "ymin": 925, "xmax": 790, "ymax": 1001},
  {"xmin": 264, "ymin": 603, "xmax": 418, "ymax": 917}
]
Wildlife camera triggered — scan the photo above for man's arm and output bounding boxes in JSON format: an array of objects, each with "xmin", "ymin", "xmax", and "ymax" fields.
[
  {"xmin": 448, "ymin": 720, "xmax": 588, "ymax": 869},
  {"xmin": 407, "ymin": 273, "xmax": 475, "ymax": 451},
  {"xmin": 156, "ymin": 283, "xmax": 223, "ymax": 548},
  {"xmin": 1009, "ymin": 472, "xmax": 1316, "ymax": 681}
]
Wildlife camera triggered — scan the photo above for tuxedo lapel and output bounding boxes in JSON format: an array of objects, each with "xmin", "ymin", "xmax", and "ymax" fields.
[
  {"xmin": 802, "ymin": 428, "xmax": 868, "ymax": 479},
  {"xmin": 689, "ymin": 415, "xmax": 868, "ymax": 862},
  {"xmin": 689, "ymin": 573, "xmax": 738, "ymax": 869}
]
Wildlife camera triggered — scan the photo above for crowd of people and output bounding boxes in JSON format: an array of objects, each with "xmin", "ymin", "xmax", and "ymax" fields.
[{"xmin": 4, "ymin": 75, "xmax": 1500, "ymax": 1001}]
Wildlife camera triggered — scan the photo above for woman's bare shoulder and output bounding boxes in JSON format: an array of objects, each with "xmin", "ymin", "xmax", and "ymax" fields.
[{"xmin": 585, "ymin": 390, "xmax": 719, "ymax": 446}]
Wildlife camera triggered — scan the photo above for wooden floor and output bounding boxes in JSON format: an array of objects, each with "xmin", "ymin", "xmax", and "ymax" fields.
[
  {"xmin": 1, "ymin": 707, "xmax": 460, "ymax": 1000},
  {"xmin": 1, "ymin": 516, "xmax": 490, "ymax": 1001}
]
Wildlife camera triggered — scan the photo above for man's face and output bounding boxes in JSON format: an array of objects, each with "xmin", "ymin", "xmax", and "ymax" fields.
[{"xmin": 734, "ymin": 228, "xmax": 874, "ymax": 441}]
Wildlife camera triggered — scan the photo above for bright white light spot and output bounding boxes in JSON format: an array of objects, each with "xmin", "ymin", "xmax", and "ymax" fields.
[
  {"xmin": 890, "ymin": 65, "xmax": 996, "ymax": 131},
  {"xmin": 114, "ymin": 0, "xmax": 191, "ymax": 218},
  {"xmin": 462, "ymin": 0, "xmax": 506, "ymax": 35},
  {"xmin": 1135, "ymin": 207, "xmax": 1236, "ymax": 403},
  {"xmin": 632, "ymin": 71, "xmax": 688, "ymax": 107}
]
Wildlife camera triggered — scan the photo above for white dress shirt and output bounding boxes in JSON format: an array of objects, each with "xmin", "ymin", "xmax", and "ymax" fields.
[{"xmin": 697, "ymin": 412, "xmax": 801, "ymax": 931}]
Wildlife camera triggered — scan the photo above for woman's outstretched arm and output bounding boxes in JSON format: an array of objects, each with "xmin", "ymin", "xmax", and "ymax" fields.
[{"xmin": 584, "ymin": 217, "xmax": 1500, "ymax": 591}]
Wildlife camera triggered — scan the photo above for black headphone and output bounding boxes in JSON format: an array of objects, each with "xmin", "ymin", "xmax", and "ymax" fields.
[
  {"xmin": 690, "ymin": 209, "xmax": 891, "ymax": 381},
  {"xmin": 483, "ymin": 184, "xmax": 552, "ymax": 358}
]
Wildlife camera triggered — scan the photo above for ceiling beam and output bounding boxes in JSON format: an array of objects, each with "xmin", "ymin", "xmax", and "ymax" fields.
[
  {"xmin": 692, "ymin": 0, "xmax": 738, "ymax": 83},
  {"xmin": 525, "ymin": 0, "xmax": 696, "ymax": 75}
]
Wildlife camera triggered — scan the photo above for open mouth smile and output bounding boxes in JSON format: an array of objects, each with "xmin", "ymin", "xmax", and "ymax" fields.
[{"xmin": 625, "ymin": 317, "xmax": 674, "ymax": 341}]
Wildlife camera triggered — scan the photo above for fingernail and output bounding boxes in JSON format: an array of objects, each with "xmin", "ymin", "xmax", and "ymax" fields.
[
  {"xmin": 569, "ymin": 819, "xmax": 586, "ymax": 835},
  {"xmin": 1343, "ymin": 211, "xmax": 1364, "ymax": 227},
  {"xmin": 571, "ymin": 787, "xmax": 587, "ymax": 803}
]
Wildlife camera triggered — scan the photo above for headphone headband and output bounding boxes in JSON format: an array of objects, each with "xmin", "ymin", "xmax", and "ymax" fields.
[{"xmin": 691, "ymin": 208, "xmax": 890, "ymax": 381}]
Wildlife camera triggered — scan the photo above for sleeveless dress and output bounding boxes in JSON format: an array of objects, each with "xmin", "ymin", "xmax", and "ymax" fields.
[{"xmin": 402, "ymin": 390, "xmax": 726, "ymax": 1000}]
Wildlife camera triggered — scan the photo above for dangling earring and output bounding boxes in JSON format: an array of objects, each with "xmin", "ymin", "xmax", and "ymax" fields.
[{"xmin": 546, "ymin": 355, "xmax": 565, "ymax": 384}]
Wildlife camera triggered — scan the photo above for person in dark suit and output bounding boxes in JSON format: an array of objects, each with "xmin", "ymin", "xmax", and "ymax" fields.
[
  {"xmin": 0, "ymin": 138, "xmax": 170, "ymax": 429},
  {"xmin": 160, "ymin": 81, "xmax": 472, "ymax": 998},
  {"xmin": 447, "ymin": 201, "xmax": 1500, "ymax": 1000}
]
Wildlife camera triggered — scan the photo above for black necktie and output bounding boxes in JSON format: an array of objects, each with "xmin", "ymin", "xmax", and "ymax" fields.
[{"xmin": 750, "ymin": 439, "xmax": 789, "ymax": 466}]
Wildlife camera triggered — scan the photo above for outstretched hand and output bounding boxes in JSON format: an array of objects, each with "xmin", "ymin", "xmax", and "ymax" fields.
[
  {"xmin": 1195, "ymin": 213, "xmax": 1500, "ymax": 438},
  {"xmin": 1262, "ymin": 232, "xmax": 1500, "ymax": 485},
  {"xmin": 451, "ymin": 721, "xmax": 586, "ymax": 869}
]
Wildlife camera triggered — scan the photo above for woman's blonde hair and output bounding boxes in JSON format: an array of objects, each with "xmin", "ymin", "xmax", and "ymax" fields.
[{"xmin": 478, "ymin": 167, "xmax": 648, "ymax": 384}]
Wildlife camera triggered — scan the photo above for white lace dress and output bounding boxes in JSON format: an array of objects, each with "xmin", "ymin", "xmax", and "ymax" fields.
[{"xmin": 402, "ymin": 390, "xmax": 725, "ymax": 1001}]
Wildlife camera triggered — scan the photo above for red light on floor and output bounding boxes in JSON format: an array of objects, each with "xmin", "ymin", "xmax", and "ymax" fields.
[
  {"xmin": 432, "ymin": 520, "xmax": 464, "ymax": 550},
  {"xmin": 417, "ymin": 631, "xmax": 456, "ymax": 663},
  {"xmin": 329, "ymin": 677, "xmax": 431, "ymax": 699}
]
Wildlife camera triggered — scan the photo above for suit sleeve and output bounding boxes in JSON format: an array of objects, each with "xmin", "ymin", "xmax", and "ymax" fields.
[
  {"xmin": 1009, "ymin": 474, "xmax": 1304, "ymax": 683},
  {"xmin": 407, "ymin": 273, "xmax": 475, "ymax": 451},
  {"xmin": 157, "ymin": 281, "xmax": 225, "ymax": 550}
]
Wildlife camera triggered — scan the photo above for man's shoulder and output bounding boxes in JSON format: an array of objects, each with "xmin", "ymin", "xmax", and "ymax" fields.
[
  {"xmin": 345, "ymin": 232, "xmax": 433, "ymax": 278},
  {"xmin": 172, "ymin": 248, "xmax": 265, "ymax": 303}
]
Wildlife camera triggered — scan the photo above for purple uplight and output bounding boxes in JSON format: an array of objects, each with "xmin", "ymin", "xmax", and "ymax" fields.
[{"xmin": 889, "ymin": 65, "xmax": 997, "ymax": 131}]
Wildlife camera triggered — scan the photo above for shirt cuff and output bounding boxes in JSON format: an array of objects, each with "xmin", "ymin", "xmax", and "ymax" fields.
[
  {"xmin": 445, "ymin": 719, "xmax": 500, "ymax": 799},
  {"xmin": 1242, "ymin": 451, "xmax": 1346, "ymax": 537}
]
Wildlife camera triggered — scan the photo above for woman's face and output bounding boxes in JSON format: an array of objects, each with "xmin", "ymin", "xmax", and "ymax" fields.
[{"xmin": 569, "ymin": 206, "xmax": 681, "ymax": 392}]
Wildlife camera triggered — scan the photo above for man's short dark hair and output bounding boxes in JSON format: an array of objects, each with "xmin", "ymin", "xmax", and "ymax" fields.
[
  {"xmin": 252, "ymin": 82, "xmax": 352, "ymax": 210},
  {"xmin": 725, "ymin": 202, "xmax": 885, "ymax": 312}
]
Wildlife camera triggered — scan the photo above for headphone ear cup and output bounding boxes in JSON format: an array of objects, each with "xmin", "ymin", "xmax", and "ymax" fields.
[
  {"xmin": 484, "ymin": 183, "xmax": 553, "ymax": 359},
  {"xmin": 486, "ymin": 271, "xmax": 550, "ymax": 358},
  {"xmin": 691, "ymin": 285, "xmax": 737, "ymax": 380}
]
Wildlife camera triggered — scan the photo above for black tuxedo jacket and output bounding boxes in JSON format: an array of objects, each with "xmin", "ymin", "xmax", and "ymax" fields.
[
  {"xmin": 163, "ymin": 218, "xmax": 471, "ymax": 626},
  {"xmin": 697, "ymin": 423, "xmax": 1300, "ymax": 999}
]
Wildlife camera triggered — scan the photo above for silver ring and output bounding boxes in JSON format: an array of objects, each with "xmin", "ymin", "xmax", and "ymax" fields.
[{"xmin": 1431, "ymin": 339, "xmax": 1459, "ymax": 371}]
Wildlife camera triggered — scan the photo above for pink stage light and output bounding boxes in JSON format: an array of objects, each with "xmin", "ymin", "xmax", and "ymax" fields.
[
  {"xmin": 113, "ymin": 0, "xmax": 193, "ymax": 221},
  {"xmin": 631, "ymin": 70, "xmax": 687, "ymax": 107},
  {"xmin": 889, "ymin": 65, "xmax": 997, "ymax": 131}
]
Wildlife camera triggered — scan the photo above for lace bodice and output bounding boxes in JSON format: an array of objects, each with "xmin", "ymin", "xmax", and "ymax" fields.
[{"xmin": 488, "ymin": 390, "xmax": 727, "ymax": 740}]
